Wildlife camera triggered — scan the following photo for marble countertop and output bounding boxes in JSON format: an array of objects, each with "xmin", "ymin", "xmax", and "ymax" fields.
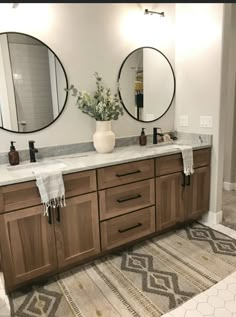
[{"xmin": 0, "ymin": 141, "xmax": 211, "ymax": 186}]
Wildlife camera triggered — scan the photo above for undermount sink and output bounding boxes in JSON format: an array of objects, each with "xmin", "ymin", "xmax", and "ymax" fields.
[
  {"xmin": 6, "ymin": 160, "xmax": 67, "ymax": 171},
  {"xmin": 6, "ymin": 153, "xmax": 89, "ymax": 172}
]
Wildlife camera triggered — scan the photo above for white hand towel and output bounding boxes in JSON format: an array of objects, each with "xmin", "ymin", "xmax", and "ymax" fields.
[
  {"xmin": 178, "ymin": 145, "xmax": 194, "ymax": 176},
  {"xmin": 34, "ymin": 169, "xmax": 66, "ymax": 216}
]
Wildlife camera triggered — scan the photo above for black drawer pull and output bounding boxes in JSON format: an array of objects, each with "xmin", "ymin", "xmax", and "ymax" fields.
[
  {"xmin": 116, "ymin": 170, "xmax": 141, "ymax": 177},
  {"xmin": 118, "ymin": 223, "xmax": 142, "ymax": 233},
  {"xmin": 117, "ymin": 194, "xmax": 142, "ymax": 203},
  {"xmin": 56, "ymin": 207, "xmax": 61, "ymax": 222},
  {"xmin": 48, "ymin": 207, "xmax": 52, "ymax": 225},
  {"xmin": 186, "ymin": 175, "xmax": 191, "ymax": 186},
  {"xmin": 181, "ymin": 172, "xmax": 185, "ymax": 186}
]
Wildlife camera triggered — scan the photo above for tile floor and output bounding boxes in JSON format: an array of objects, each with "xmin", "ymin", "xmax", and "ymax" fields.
[
  {"xmin": 1, "ymin": 190, "xmax": 236, "ymax": 317},
  {"xmin": 0, "ymin": 274, "xmax": 10, "ymax": 316}
]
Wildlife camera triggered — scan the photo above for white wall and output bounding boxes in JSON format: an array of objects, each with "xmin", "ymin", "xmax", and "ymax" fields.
[
  {"xmin": 0, "ymin": 3, "xmax": 176, "ymax": 152},
  {"xmin": 174, "ymin": 3, "xmax": 230, "ymax": 219},
  {"xmin": 224, "ymin": 4, "xmax": 236, "ymax": 185},
  {"xmin": 232, "ymin": 109, "xmax": 236, "ymax": 183}
]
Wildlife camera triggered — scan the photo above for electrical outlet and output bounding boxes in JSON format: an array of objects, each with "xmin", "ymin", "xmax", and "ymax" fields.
[
  {"xmin": 180, "ymin": 115, "xmax": 189, "ymax": 127},
  {"xmin": 200, "ymin": 116, "xmax": 213, "ymax": 128}
]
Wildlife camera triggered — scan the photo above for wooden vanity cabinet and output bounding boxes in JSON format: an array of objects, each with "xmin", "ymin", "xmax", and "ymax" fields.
[
  {"xmin": 0, "ymin": 170, "xmax": 100, "ymax": 292},
  {"xmin": 54, "ymin": 192, "xmax": 100, "ymax": 269},
  {"xmin": 0, "ymin": 205, "xmax": 58, "ymax": 292},
  {"xmin": 99, "ymin": 178, "xmax": 155, "ymax": 220},
  {"xmin": 0, "ymin": 170, "xmax": 97, "ymax": 214},
  {"xmin": 101, "ymin": 206, "xmax": 155, "ymax": 251},
  {"xmin": 98, "ymin": 159, "xmax": 156, "ymax": 251},
  {"xmin": 155, "ymin": 148, "xmax": 211, "ymax": 231},
  {"xmin": 97, "ymin": 159, "xmax": 154, "ymax": 189},
  {"xmin": 156, "ymin": 172, "xmax": 185, "ymax": 231},
  {"xmin": 185, "ymin": 166, "xmax": 210, "ymax": 220},
  {"xmin": 0, "ymin": 148, "xmax": 211, "ymax": 292}
]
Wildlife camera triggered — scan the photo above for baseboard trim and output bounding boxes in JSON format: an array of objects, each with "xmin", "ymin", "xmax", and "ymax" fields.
[
  {"xmin": 200, "ymin": 210, "xmax": 223, "ymax": 225},
  {"xmin": 223, "ymin": 182, "xmax": 236, "ymax": 191}
]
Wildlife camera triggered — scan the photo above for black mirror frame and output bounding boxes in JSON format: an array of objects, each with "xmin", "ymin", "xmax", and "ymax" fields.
[
  {"xmin": 0, "ymin": 31, "xmax": 69, "ymax": 134},
  {"xmin": 117, "ymin": 46, "xmax": 176, "ymax": 123}
]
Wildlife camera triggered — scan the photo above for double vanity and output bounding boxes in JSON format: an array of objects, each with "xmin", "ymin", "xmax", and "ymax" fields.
[{"xmin": 0, "ymin": 141, "xmax": 211, "ymax": 293}]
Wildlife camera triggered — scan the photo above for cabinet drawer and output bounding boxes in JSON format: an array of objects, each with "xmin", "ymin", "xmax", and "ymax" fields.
[
  {"xmin": 97, "ymin": 159, "xmax": 154, "ymax": 189},
  {"xmin": 100, "ymin": 206, "xmax": 155, "ymax": 251},
  {"xmin": 156, "ymin": 148, "xmax": 211, "ymax": 176},
  {"xmin": 0, "ymin": 182, "xmax": 41, "ymax": 213},
  {"xmin": 99, "ymin": 179, "xmax": 155, "ymax": 220},
  {"xmin": 64, "ymin": 170, "xmax": 97, "ymax": 198},
  {"xmin": 0, "ymin": 170, "xmax": 96, "ymax": 213}
]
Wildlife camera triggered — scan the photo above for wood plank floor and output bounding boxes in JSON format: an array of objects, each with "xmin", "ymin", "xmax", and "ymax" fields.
[{"xmin": 221, "ymin": 190, "xmax": 236, "ymax": 229}]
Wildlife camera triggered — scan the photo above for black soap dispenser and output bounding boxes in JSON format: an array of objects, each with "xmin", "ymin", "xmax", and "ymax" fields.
[
  {"xmin": 139, "ymin": 128, "xmax": 147, "ymax": 146},
  {"xmin": 8, "ymin": 141, "xmax": 20, "ymax": 166}
]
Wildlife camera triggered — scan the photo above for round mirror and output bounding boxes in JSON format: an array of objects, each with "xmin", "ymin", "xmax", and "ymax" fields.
[
  {"xmin": 0, "ymin": 32, "xmax": 68, "ymax": 133},
  {"xmin": 117, "ymin": 46, "xmax": 175, "ymax": 122}
]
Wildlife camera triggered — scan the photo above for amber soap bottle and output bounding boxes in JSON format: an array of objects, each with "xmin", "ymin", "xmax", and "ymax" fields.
[
  {"xmin": 139, "ymin": 128, "xmax": 147, "ymax": 146},
  {"xmin": 8, "ymin": 141, "xmax": 20, "ymax": 165}
]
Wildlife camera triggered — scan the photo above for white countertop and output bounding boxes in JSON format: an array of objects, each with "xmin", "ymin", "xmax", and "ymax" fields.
[{"xmin": 0, "ymin": 142, "xmax": 211, "ymax": 186}]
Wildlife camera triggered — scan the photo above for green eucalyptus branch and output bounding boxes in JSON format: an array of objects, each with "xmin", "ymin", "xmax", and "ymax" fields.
[{"xmin": 65, "ymin": 72, "xmax": 124, "ymax": 121}]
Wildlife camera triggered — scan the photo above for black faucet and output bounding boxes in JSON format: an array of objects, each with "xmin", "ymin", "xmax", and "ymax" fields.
[
  {"xmin": 153, "ymin": 127, "xmax": 164, "ymax": 144},
  {"xmin": 29, "ymin": 140, "xmax": 38, "ymax": 162}
]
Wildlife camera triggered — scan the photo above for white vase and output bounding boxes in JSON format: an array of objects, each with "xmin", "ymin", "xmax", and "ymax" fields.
[{"xmin": 93, "ymin": 120, "xmax": 115, "ymax": 153}]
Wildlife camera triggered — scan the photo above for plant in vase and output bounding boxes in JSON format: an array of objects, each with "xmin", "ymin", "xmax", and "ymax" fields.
[{"xmin": 66, "ymin": 72, "xmax": 124, "ymax": 153}]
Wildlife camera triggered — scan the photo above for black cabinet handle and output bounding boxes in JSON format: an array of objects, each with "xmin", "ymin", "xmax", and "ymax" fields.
[
  {"xmin": 182, "ymin": 172, "xmax": 186, "ymax": 186},
  {"xmin": 56, "ymin": 207, "xmax": 61, "ymax": 222},
  {"xmin": 117, "ymin": 194, "xmax": 142, "ymax": 203},
  {"xmin": 48, "ymin": 207, "xmax": 52, "ymax": 225},
  {"xmin": 186, "ymin": 175, "xmax": 191, "ymax": 186},
  {"xmin": 116, "ymin": 170, "xmax": 141, "ymax": 177},
  {"xmin": 118, "ymin": 223, "xmax": 142, "ymax": 233}
]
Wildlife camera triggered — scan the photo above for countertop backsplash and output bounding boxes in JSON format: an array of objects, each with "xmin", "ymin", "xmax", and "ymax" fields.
[
  {"xmin": 176, "ymin": 132, "xmax": 212, "ymax": 145},
  {"xmin": 0, "ymin": 131, "xmax": 212, "ymax": 166}
]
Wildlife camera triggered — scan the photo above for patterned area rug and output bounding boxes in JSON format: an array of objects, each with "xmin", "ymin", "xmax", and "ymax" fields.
[{"xmin": 9, "ymin": 222, "xmax": 236, "ymax": 317}]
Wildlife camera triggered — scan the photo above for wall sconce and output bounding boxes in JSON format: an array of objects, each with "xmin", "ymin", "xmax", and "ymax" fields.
[
  {"xmin": 144, "ymin": 9, "xmax": 165, "ymax": 17},
  {"xmin": 12, "ymin": 3, "xmax": 19, "ymax": 9}
]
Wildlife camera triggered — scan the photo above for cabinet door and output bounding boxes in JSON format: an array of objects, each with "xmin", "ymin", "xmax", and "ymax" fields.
[
  {"xmin": 156, "ymin": 172, "xmax": 185, "ymax": 231},
  {"xmin": 0, "ymin": 206, "xmax": 57, "ymax": 292},
  {"xmin": 55, "ymin": 192, "xmax": 100, "ymax": 269},
  {"xmin": 185, "ymin": 166, "xmax": 210, "ymax": 220}
]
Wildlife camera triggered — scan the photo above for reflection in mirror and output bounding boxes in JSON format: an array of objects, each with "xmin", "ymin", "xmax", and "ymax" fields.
[
  {"xmin": 0, "ymin": 32, "xmax": 68, "ymax": 133},
  {"xmin": 118, "ymin": 47, "xmax": 175, "ymax": 122}
]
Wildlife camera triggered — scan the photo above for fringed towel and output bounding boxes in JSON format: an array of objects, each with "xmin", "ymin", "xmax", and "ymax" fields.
[
  {"xmin": 177, "ymin": 145, "xmax": 194, "ymax": 176},
  {"xmin": 34, "ymin": 169, "xmax": 66, "ymax": 216}
]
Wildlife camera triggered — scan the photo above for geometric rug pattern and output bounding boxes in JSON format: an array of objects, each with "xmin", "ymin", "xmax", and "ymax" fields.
[
  {"xmin": 13, "ymin": 287, "xmax": 62, "ymax": 317},
  {"xmin": 9, "ymin": 222, "xmax": 236, "ymax": 317},
  {"xmin": 185, "ymin": 225, "xmax": 236, "ymax": 255},
  {"xmin": 121, "ymin": 252, "xmax": 196, "ymax": 309}
]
